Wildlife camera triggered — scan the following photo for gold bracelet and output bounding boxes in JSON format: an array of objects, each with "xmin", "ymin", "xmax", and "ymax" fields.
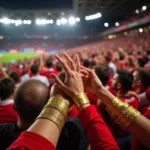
[
  {"xmin": 45, "ymin": 97, "xmax": 69, "ymax": 118},
  {"xmin": 37, "ymin": 107, "xmax": 65, "ymax": 131},
  {"xmin": 36, "ymin": 97, "xmax": 69, "ymax": 131},
  {"xmin": 106, "ymin": 97, "xmax": 140, "ymax": 129},
  {"xmin": 73, "ymin": 93, "xmax": 90, "ymax": 110}
]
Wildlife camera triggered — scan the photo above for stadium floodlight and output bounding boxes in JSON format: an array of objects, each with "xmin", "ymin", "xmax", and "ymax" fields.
[
  {"xmin": 142, "ymin": 6, "xmax": 147, "ymax": 11},
  {"xmin": 104, "ymin": 22, "xmax": 109, "ymax": 27},
  {"xmin": 139, "ymin": 28, "xmax": 143, "ymax": 33},
  {"xmin": 60, "ymin": 18, "xmax": 68, "ymax": 24},
  {"xmin": 76, "ymin": 17, "xmax": 80, "ymax": 22},
  {"xmin": 56, "ymin": 19, "xmax": 61, "ymax": 26},
  {"xmin": 15, "ymin": 20, "xmax": 22, "ymax": 26},
  {"xmin": 68, "ymin": 17, "xmax": 76, "ymax": 25},
  {"xmin": 49, "ymin": 19, "xmax": 54, "ymax": 24},
  {"xmin": 115, "ymin": 22, "xmax": 119, "ymax": 27},
  {"xmin": 85, "ymin": 12, "xmax": 102, "ymax": 21},
  {"xmin": 23, "ymin": 20, "xmax": 31, "ymax": 25},
  {"xmin": 0, "ymin": 17, "xmax": 10, "ymax": 24},
  {"xmin": 135, "ymin": 9, "xmax": 139, "ymax": 14}
]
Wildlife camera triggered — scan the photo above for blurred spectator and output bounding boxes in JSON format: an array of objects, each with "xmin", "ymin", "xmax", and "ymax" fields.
[
  {"xmin": 10, "ymin": 72, "xmax": 21, "ymax": 88},
  {"xmin": 0, "ymin": 78, "xmax": 18, "ymax": 124},
  {"xmin": 30, "ymin": 65, "xmax": 50, "ymax": 87}
]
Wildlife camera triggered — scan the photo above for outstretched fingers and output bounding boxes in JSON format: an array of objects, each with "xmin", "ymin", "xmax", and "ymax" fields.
[{"xmin": 55, "ymin": 54, "xmax": 72, "ymax": 77}]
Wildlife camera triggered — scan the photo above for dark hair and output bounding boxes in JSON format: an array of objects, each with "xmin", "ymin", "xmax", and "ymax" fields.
[
  {"xmin": 146, "ymin": 50, "xmax": 150, "ymax": 55},
  {"xmin": 117, "ymin": 69, "xmax": 133, "ymax": 92},
  {"xmin": 58, "ymin": 72, "xmax": 66, "ymax": 82},
  {"xmin": 30, "ymin": 65, "xmax": 39, "ymax": 75},
  {"xmin": 136, "ymin": 68, "xmax": 150, "ymax": 88},
  {"xmin": 94, "ymin": 64, "xmax": 109, "ymax": 86},
  {"xmin": 46, "ymin": 59, "xmax": 52, "ymax": 68},
  {"xmin": 0, "ymin": 78, "xmax": 15, "ymax": 100},
  {"xmin": 14, "ymin": 80, "xmax": 49, "ymax": 121},
  {"xmin": 105, "ymin": 55, "xmax": 111, "ymax": 61},
  {"xmin": 119, "ymin": 54, "xmax": 125, "ymax": 60},
  {"xmin": 56, "ymin": 63, "xmax": 62, "ymax": 72},
  {"xmin": 83, "ymin": 59, "xmax": 90, "ymax": 68},
  {"xmin": 10, "ymin": 72, "xmax": 20, "ymax": 83},
  {"xmin": 138, "ymin": 58, "xmax": 147, "ymax": 67}
]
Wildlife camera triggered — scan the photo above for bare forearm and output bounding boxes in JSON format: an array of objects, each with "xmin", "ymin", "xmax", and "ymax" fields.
[{"xmin": 28, "ymin": 119, "xmax": 60, "ymax": 146}]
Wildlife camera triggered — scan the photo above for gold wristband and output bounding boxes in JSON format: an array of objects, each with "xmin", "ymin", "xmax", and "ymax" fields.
[
  {"xmin": 45, "ymin": 97, "xmax": 69, "ymax": 118},
  {"xmin": 37, "ymin": 107, "xmax": 65, "ymax": 131},
  {"xmin": 73, "ymin": 93, "xmax": 90, "ymax": 110},
  {"xmin": 106, "ymin": 97, "xmax": 140, "ymax": 129}
]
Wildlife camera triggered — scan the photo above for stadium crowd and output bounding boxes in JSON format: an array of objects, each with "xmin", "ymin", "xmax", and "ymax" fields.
[{"xmin": 0, "ymin": 33, "xmax": 150, "ymax": 150}]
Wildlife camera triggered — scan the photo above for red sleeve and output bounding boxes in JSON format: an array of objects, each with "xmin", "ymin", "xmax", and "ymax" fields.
[
  {"xmin": 68, "ymin": 106, "xmax": 78, "ymax": 118},
  {"xmin": 146, "ymin": 88, "xmax": 150, "ymax": 101},
  {"xmin": 7, "ymin": 131, "xmax": 55, "ymax": 150},
  {"xmin": 78, "ymin": 105, "xmax": 119, "ymax": 150}
]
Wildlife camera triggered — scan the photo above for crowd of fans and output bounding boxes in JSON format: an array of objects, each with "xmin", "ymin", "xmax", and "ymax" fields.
[{"xmin": 0, "ymin": 34, "xmax": 150, "ymax": 150}]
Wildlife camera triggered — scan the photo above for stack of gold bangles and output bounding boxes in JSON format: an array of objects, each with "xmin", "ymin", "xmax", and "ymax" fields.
[
  {"xmin": 107, "ymin": 97, "xmax": 140, "ymax": 129},
  {"xmin": 37, "ymin": 93, "xmax": 90, "ymax": 130},
  {"xmin": 37, "ymin": 97, "xmax": 69, "ymax": 131}
]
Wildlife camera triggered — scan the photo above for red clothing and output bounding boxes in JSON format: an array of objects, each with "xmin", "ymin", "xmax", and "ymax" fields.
[
  {"xmin": 120, "ymin": 95, "xmax": 139, "ymax": 110},
  {"xmin": 0, "ymin": 100, "xmax": 18, "ymax": 124},
  {"xmin": 68, "ymin": 106, "xmax": 78, "ymax": 118},
  {"xmin": 86, "ymin": 92, "xmax": 98, "ymax": 106},
  {"xmin": 8, "ymin": 105, "xmax": 119, "ymax": 150},
  {"xmin": 119, "ymin": 61, "xmax": 125, "ymax": 69},
  {"xmin": 7, "ymin": 131, "xmax": 55, "ymax": 150},
  {"xmin": 40, "ymin": 69, "xmax": 58, "ymax": 79},
  {"xmin": 79, "ymin": 105, "xmax": 119, "ymax": 150}
]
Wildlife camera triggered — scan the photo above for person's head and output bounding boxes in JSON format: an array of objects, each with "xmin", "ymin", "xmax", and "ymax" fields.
[
  {"xmin": 133, "ymin": 68, "xmax": 150, "ymax": 94},
  {"xmin": 105, "ymin": 55, "xmax": 111, "ymax": 64},
  {"xmin": 0, "ymin": 78, "xmax": 15, "ymax": 100},
  {"xmin": 14, "ymin": 80, "xmax": 49, "ymax": 123},
  {"xmin": 30, "ymin": 65, "xmax": 39, "ymax": 75},
  {"xmin": 83, "ymin": 59, "xmax": 90, "ymax": 68},
  {"xmin": 46, "ymin": 59, "xmax": 52, "ymax": 68},
  {"xmin": 56, "ymin": 63, "xmax": 62, "ymax": 72},
  {"xmin": 111, "ymin": 69, "xmax": 133, "ymax": 94},
  {"xmin": 137, "ymin": 58, "xmax": 147, "ymax": 67},
  {"xmin": 10, "ymin": 72, "xmax": 20, "ymax": 84},
  {"xmin": 94, "ymin": 64, "xmax": 109, "ymax": 86}
]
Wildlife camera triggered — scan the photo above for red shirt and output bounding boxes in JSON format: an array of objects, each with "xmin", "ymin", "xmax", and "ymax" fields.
[
  {"xmin": 68, "ymin": 106, "xmax": 78, "ymax": 118},
  {"xmin": 0, "ymin": 100, "xmax": 18, "ymax": 124},
  {"xmin": 7, "ymin": 131, "xmax": 55, "ymax": 150}
]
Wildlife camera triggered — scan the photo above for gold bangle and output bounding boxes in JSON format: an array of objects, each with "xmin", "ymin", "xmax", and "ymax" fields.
[
  {"xmin": 37, "ymin": 107, "xmax": 65, "ymax": 131},
  {"xmin": 73, "ymin": 93, "xmax": 90, "ymax": 110},
  {"xmin": 106, "ymin": 97, "xmax": 140, "ymax": 129},
  {"xmin": 45, "ymin": 97, "xmax": 69, "ymax": 117}
]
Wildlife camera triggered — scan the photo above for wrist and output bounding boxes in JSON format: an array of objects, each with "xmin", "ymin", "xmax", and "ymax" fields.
[{"xmin": 73, "ymin": 93, "xmax": 91, "ymax": 111}]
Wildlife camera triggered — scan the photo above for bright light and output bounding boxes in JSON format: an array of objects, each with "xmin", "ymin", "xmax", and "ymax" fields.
[
  {"xmin": 142, "ymin": 6, "xmax": 147, "ymax": 11},
  {"xmin": 0, "ymin": 36, "xmax": 3, "ymax": 40},
  {"xmin": 36, "ymin": 19, "xmax": 53, "ymax": 25},
  {"xmin": 85, "ymin": 12, "xmax": 102, "ymax": 20},
  {"xmin": 60, "ymin": 18, "xmax": 68, "ymax": 24},
  {"xmin": 23, "ymin": 20, "xmax": 31, "ymax": 24},
  {"xmin": 115, "ymin": 22, "xmax": 119, "ymax": 27},
  {"xmin": 139, "ymin": 28, "xmax": 143, "ymax": 33},
  {"xmin": 76, "ymin": 17, "xmax": 80, "ymax": 22},
  {"xmin": 104, "ymin": 22, "xmax": 109, "ymax": 27},
  {"xmin": 68, "ymin": 17, "xmax": 76, "ymax": 25},
  {"xmin": 135, "ymin": 9, "xmax": 139, "ymax": 14},
  {"xmin": 108, "ymin": 35, "xmax": 112, "ymax": 39},
  {"xmin": 56, "ymin": 19, "xmax": 61, "ymax": 26}
]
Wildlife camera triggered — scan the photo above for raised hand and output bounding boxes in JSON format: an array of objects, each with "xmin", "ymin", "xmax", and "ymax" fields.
[
  {"xmin": 51, "ymin": 53, "xmax": 84, "ymax": 100},
  {"xmin": 80, "ymin": 66, "xmax": 104, "ymax": 95}
]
